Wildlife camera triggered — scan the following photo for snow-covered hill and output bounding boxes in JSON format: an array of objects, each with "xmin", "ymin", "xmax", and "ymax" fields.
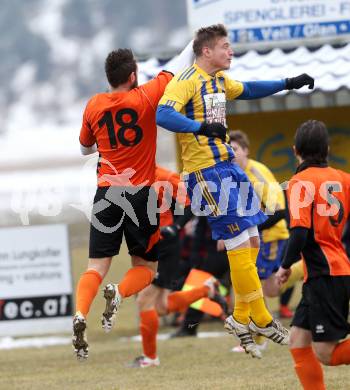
[{"xmin": 2, "ymin": 0, "xmax": 188, "ymax": 133}]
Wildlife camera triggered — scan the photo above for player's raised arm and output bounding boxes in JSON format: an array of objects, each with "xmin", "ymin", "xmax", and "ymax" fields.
[
  {"xmin": 140, "ymin": 41, "xmax": 195, "ymax": 110},
  {"xmin": 163, "ymin": 40, "xmax": 195, "ymax": 75},
  {"xmin": 224, "ymin": 73, "xmax": 314, "ymax": 101}
]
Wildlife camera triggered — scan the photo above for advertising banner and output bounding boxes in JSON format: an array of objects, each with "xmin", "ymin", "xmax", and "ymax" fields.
[
  {"xmin": 0, "ymin": 224, "xmax": 73, "ymax": 336},
  {"xmin": 187, "ymin": 0, "xmax": 350, "ymax": 48}
]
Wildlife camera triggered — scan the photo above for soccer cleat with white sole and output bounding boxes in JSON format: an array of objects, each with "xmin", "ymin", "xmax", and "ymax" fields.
[
  {"xmin": 224, "ymin": 315, "xmax": 262, "ymax": 359},
  {"xmin": 231, "ymin": 339, "xmax": 268, "ymax": 354},
  {"xmin": 249, "ymin": 319, "xmax": 290, "ymax": 345},
  {"xmin": 127, "ymin": 355, "xmax": 160, "ymax": 368},
  {"xmin": 102, "ymin": 283, "xmax": 122, "ymax": 332},
  {"xmin": 72, "ymin": 313, "xmax": 88, "ymax": 361}
]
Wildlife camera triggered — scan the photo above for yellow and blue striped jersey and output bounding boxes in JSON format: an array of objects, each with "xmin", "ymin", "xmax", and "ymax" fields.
[
  {"xmin": 159, "ymin": 63, "xmax": 243, "ymax": 173},
  {"xmin": 245, "ymin": 159, "xmax": 289, "ymax": 243}
]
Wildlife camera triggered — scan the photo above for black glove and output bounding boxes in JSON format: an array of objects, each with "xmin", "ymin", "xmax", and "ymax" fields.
[
  {"xmin": 197, "ymin": 122, "xmax": 227, "ymax": 141},
  {"xmin": 160, "ymin": 224, "xmax": 180, "ymax": 239},
  {"xmin": 285, "ymin": 73, "xmax": 314, "ymax": 90}
]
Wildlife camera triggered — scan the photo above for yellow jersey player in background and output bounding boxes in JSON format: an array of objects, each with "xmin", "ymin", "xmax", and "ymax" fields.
[
  {"xmin": 157, "ymin": 24, "xmax": 314, "ymax": 358},
  {"xmin": 229, "ymin": 130, "xmax": 303, "ymax": 300}
]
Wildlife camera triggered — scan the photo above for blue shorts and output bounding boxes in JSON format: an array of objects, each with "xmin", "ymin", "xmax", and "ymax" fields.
[
  {"xmin": 185, "ymin": 161, "xmax": 266, "ymax": 241},
  {"xmin": 257, "ymin": 239, "xmax": 287, "ymax": 280}
]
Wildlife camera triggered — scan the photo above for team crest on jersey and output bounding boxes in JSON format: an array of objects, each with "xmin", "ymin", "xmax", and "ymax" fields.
[{"xmin": 204, "ymin": 93, "xmax": 227, "ymax": 126}]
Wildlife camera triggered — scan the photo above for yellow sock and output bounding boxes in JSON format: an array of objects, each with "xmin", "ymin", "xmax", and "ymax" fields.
[
  {"xmin": 228, "ymin": 247, "xmax": 269, "ymax": 325},
  {"xmin": 250, "ymin": 247, "xmax": 273, "ymax": 327},
  {"xmin": 233, "ymin": 289, "xmax": 250, "ymax": 325},
  {"xmin": 250, "ymin": 297, "xmax": 273, "ymax": 327},
  {"xmin": 280, "ymin": 260, "xmax": 304, "ymax": 293}
]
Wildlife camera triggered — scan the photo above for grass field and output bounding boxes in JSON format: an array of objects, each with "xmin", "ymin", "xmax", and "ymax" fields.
[{"xmin": 1, "ymin": 223, "xmax": 349, "ymax": 390}]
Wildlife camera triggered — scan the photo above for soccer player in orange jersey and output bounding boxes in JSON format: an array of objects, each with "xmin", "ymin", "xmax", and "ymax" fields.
[
  {"xmin": 276, "ymin": 120, "xmax": 350, "ymax": 390},
  {"xmin": 72, "ymin": 43, "xmax": 195, "ymax": 361}
]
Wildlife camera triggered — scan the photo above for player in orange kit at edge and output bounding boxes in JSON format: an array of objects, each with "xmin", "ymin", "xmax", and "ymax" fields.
[
  {"xmin": 72, "ymin": 42, "xmax": 199, "ymax": 361},
  {"xmin": 276, "ymin": 120, "xmax": 350, "ymax": 389}
]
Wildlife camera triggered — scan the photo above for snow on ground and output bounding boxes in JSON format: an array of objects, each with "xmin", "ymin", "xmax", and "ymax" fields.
[
  {"xmin": 0, "ymin": 127, "xmax": 96, "ymax": 225},
  {"xmin": 0, "ymin": 126, "xmax": 80, "ymax": 167},
  {"xmin": 0, "ymin": 336, "xmax": 71, "ymax": 350}
]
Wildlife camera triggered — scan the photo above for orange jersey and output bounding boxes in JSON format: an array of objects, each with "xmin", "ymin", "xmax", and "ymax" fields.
[
  {"xmin": 287, "ymin": 165, "xmax": 350, "ymax": 280},
  {"xmin": 155, "ymin": 166, "xmax": 190, "ymax": 227},
  {"xmin": 79, "ymin": 71, "xmax": 173, "ymax": 186}
]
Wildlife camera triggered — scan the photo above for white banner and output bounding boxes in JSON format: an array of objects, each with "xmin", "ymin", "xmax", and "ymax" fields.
[
  {"xmin": 186, "ymin": 0, "xmax": 350, "ymax": 47},
  {"xmin": 0, "ymin": 224, "xmax": 73, "ymax": 336}
]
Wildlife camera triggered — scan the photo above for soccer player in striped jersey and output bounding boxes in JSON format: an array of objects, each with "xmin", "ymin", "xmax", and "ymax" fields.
[{"xmin": 156, "ymin": 24, "xmax": 314, "ymax": 357}]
